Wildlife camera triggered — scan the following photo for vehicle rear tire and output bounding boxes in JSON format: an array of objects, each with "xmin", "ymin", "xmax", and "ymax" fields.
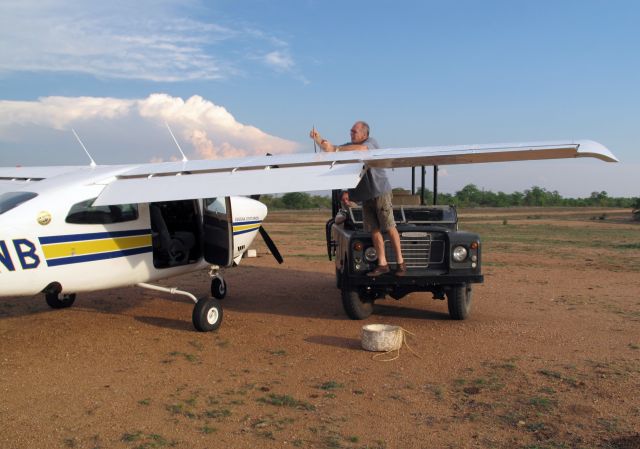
[
  {"xmin": 45, "ymin": 293, "xmax": 76, "ymax": 309},
  {"xmin": 192, "ymin": 297, "xmax": 223, "ymax": 332},
  {"xmin": 447, "ymin": 285, "xmax": 472, "ymax": 320},
  {"xmin": 341, "ymin": 288, "xmax": 373, "ymax": 320}
]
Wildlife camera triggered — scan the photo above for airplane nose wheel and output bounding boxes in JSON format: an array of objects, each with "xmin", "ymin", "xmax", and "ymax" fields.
[
  {"xmin": 192, "ymin": 297, "xmax": 223, "ymax": 332},
  {"xmin": 211, "ymin": 277, "xmax": 227, "ymax": 299}
]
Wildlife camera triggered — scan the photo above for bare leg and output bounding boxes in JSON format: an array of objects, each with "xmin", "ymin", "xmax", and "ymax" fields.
[
  {"xmin": 387, "ymin": 226, "xmax": 404, "ymax": 264},
  {"xmin": 371, "ymin": 228, "xmax": 387, "ymax": 266}
]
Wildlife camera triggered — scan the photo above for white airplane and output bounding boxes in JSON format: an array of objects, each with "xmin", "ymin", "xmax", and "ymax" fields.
[{"xmin": 0, "ymin": 139, "xmax": 618, "ymax": 331}]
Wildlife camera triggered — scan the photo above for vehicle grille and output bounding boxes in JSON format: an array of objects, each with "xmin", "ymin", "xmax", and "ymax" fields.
[{"xmin": 385, "ymin": 232, "xmax": 445, "ymax": 268}]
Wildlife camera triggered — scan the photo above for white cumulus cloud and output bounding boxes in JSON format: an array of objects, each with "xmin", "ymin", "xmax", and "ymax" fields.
[{"xmin": 0, "ymin": 94, "xmax": 300, "ymax": 165}]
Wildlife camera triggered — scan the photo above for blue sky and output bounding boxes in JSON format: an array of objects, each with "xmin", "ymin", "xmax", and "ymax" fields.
[{"xmin": 0, "ymin": 0, "xmax": 637, "ymax": 197}]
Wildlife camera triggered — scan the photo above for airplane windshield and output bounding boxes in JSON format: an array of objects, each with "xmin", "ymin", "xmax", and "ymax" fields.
[{"xmin": 0, "ymin": 191, "xmax": 38, "ymax": 215}]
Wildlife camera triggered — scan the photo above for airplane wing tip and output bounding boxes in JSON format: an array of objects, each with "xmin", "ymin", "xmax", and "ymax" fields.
[{"xmin": 575, "ymin": 140, "xmax": 619, "ymax": 163}]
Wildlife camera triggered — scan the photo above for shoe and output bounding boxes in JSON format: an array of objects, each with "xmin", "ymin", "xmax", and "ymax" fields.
[
  {"xmin": 367, "ymin": 265, "xmax": 390, "ymax": 277},
  {"xmin": 395, "ymin": 261, "xmax": 407, "ymax": 276}
]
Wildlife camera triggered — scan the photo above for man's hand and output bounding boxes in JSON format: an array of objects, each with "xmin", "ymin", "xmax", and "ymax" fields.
[
  {"xmin": 309, "ymin": 128, "xmax": 333, "ymax": 152},
  {"xmin": 309, "ymin": 128, "xmax": 320, "ymax": 141}
]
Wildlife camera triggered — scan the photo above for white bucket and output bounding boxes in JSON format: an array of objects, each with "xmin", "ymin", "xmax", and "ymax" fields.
[
  {"xmin": 361, "ymin": 324, "xmax": 403, "ymax": 352},
  {"xmin": 245, "ymin": 249, "xmax": 257, "ymax": 258}
]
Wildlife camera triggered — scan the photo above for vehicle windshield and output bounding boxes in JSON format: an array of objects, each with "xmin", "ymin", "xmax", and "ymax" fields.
[
  {"xmin": 349, "ymin": 205, "xmax": 457, "ymax": 224},
  {"xmin": 0, "ymin": 191, "xmax": 38, "ymax": 214}
]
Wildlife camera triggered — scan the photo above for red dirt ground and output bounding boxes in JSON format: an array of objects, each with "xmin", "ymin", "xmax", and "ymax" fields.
[{"xmin": 1, "ymin": 208, "xmax": 639, "ymax": 449}]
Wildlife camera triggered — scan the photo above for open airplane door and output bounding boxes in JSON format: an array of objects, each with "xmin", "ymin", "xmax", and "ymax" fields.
[{"xmin": 202, "ymin": 197, "xmax": 234, "ymax": 267}]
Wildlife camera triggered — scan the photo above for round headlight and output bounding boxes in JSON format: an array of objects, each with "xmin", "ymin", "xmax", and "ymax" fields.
[
  {"xmin": 452, "ymin": 245, "xmax": 468, "ymax": 262},
  {"xmin": 364, "ymin": 247, "xmax": 378, "ymax": 262}
]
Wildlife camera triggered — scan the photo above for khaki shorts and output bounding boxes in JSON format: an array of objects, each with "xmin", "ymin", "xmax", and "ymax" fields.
[{"xmin": 362, "ymin": 192, "xmax": 396, "ymax": 232}]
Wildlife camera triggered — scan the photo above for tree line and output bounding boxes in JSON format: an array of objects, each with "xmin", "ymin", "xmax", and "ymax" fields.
[{"xmin": 259, "ymin": 185, "xmax": 639, "ymax": 210}]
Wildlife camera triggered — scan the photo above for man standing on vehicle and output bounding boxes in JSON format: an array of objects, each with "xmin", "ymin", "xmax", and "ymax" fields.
[{"xmin": 310, "ymin": 121, "xmax": 405, "ymax": 276}]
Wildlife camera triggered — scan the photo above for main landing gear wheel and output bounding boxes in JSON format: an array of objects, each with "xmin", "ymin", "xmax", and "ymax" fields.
[
  {"xmin": 211, "ymin": 277, "xmax": 227, "ymax": 299},
  {"xmin": 45, "ymin": 292, "xmax": 76, "ymax": 309},
  {"xmin": 447, "ymin": 285, "xmax": 472, "ymax": 320},
  {"xmin": 192, "ymin": 297, "xmax": 223, "ymax": 332}
]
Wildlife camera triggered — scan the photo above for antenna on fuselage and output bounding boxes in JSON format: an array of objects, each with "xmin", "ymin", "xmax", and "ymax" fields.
[
  {"xmin": 72, "ymin": 128, "xmax": 96, "ymax": 167},
  {"xmin": 165, "ymin": 122, "xmax": 188, "ymax": 162}
]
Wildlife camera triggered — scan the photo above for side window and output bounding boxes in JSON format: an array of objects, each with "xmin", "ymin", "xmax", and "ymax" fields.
[
  {"xmin": 0, "ymin": 191, "xmax": 38, "ymax": 215},
  {"xmin": 66, "ymin": 199, "xmax": 138, "ymax": 224},
  {"xmin": 204, "ymin": 197, "xmax": 227, "ymax": 216}
]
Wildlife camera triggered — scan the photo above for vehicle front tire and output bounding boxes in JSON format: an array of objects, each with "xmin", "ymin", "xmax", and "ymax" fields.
[
  {"xmin": 192, "ymin": 297, "xmax": 223, "ymax": 332},
  {"xmin": 447, "ymin": 285, "xmax": 472, "ymax": 320},
  {"xmin": 341, "ymin": 288, "xmax": 374, "ymax": 320},
  {"xmin": 211, "ymin": 277, "xmax": 227, "ymax": 299},
  {"xmin": 45, "ymin": 293, "xmax": 76, "ymax": 309}
]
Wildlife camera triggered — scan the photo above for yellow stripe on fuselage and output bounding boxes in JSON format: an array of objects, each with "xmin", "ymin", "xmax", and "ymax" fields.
[
  {"xmin": 42, "ymin": 235, "xmax": 152, "ymax": 259},
  {"xmin": 233, "ymin": 223, "xmax": 261, "ymax": 232}
]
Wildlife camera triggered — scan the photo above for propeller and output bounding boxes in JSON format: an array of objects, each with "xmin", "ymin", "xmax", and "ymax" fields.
[
  {"xmin": 251, "ymin": 189, "xmax": 284, "ymax": 264},
  {"xmin": 258, "ymin": 225, "xmax": 284, "ymax": 264}
]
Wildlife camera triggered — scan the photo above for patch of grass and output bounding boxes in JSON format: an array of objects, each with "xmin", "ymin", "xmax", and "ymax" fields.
[
  {"xmin": 200, "ymin": 425, "xmax": 217, "ymax": 434},
  {"xmin": 269, "ymin": 349, "xmax": 287, "ymax": 356},
  {"xmin": 257, "ymin": 430, "xmax": 275, "ymax": 440},
  {"xmin": 122, "ymin": 432, "xmax": 143, "ymax": 442},
  {"xmin": 215, "ymin": 338, "xmax": 230, "ymax": 348},
  {"xmin": 424, "ymin": 384, "xmax": 444, "ymax": 400},
  {"xmin": 498, "ymin": 411, "xmax": 527, "ymax": 427},
  {"xmin": 188, "ymin": 340, "xmax": 204, "ymax": 351},
  {"xmin": 538, "ymin": 369, "xmax": 579, "ymax": 387},
  {"xmin": 168, "ymin": 351, "xmax": 200, "ymax": 363},
  {"xmin": 165, "ymin": 403, "xmax": 196, "ymax": 419},
  {"xmin": 323, "ymin": 435, "xmax": 342, "ymax": 448},
  {"xmin": 257, "ymin": 394, "xmax": 316, "ymax": 411},
  {"xmin": 318, "ymin": 381, "xmax": 344, "ymax": 391},
  {"xmin": 289, "ymin": 253, "xmax": 327, "ymax": 260},
  {"xmin": 629, "ymin": 343, "xmax": 640, "ymax": 350},
  {"xmin": 524, "ymin": 422, "xmax": 548, "ymax": 433},
  {"xmin": 528, "ymin": 396, "xmax": 557, "ymax": 412},
  {"xmin": 597, "ymin": 417, "xmax": 620, "ymax": 433},
  {"xmin": 138, "ymin": 398, "xmax": 151, "ymax": 406},
  {"xmin": 614, "ymin": 242, "xmax": 640, "ymax": 249},
  {"xmin": 203, "ymin": 408, "xmax": 231, "ymax": 419},
  {"xmin": 121, "ymin": 432, "xmax": 175, "ymax": 449},
  {"xmin": 539, "ymin": 369, "xmax": 562, "ymax": 379}
]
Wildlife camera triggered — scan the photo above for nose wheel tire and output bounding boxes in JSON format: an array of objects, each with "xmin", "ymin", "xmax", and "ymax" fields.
[
  {"xmin": 211, "ymin": 277, "xmax": 227, "ymax": 299},
  {"xmin": 192, "ymin": 297, "xmax": 223, "ymax": 332},
  {"xmin": 45, "ymin": 293, "xmax": 76, "ymax": 309}
]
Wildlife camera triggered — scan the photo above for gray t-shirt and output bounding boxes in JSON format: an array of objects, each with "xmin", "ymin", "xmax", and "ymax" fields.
[{"xmin": 347, "ymin": 137, "xmax": 392, "ymax": 201}]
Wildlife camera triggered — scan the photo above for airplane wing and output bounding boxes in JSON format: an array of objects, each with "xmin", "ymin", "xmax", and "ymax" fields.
[
  {"xmin": 0, "ymin": 165, "xmax": 86, "ymax": 195},
  {"xmin": 84, "ymin": 139, "xmax": 616, "ymax": 206}
]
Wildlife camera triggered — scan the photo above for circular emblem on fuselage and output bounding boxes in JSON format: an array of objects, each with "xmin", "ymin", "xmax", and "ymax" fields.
[{"xmin": 37, "ymin": 211, "xmax": 52, "ymax": 226}]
